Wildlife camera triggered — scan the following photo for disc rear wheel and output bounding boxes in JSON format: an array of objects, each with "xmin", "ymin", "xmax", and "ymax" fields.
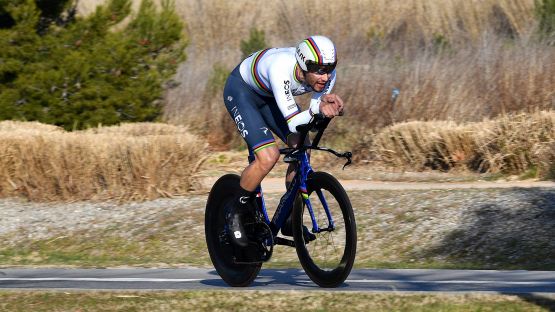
[{"xmin": 205, "ymin": 174, "xmax": 261, "ymax": 287}]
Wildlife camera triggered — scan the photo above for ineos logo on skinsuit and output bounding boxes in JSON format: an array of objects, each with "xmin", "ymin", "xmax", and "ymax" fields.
[
  {"xmin": 284, "ymin": 80, "xmax": 292, "ymax": 101},
  {"xmin": 230, "ymin": 106, "xmax": 249, "ymax": 138}
]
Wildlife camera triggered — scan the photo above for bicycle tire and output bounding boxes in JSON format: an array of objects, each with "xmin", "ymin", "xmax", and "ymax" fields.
[
  {"xmin": 292, "ymin": 171, "xmax": 357, "ymax": 287},
  {"xmin": 205, "ymin": 174, "xmax": 261, "ymax": 287}
]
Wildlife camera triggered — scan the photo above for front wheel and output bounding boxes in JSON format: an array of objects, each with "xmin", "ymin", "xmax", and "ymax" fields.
[
  {"xmin": 292, "ymin": 171, "xmax": 357, "ymax": 287},
  {"xmin": 205, "ymin": 174, "xmax": 261, "ymax": 287}
]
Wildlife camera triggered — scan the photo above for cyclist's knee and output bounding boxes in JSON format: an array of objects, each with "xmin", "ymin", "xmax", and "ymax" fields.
[{"xmin": 255, "ymin": 146, "xmax": 280, "ymax": 172}]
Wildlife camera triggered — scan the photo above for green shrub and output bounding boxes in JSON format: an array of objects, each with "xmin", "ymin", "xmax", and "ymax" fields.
[
  {"xmin": 205, "ymin": 63, "xmax": 229, "ymax": 97},
  {"xmin": 535, "ymin": 0, "xmax": 555, "ymax": 40},
  {"xmin": 0, "ymin": 0, "xmax": 186, "ymax": 130},
  {"xmin": 240, "ymin": 27, "xmax": 267, "ymax": 59}
]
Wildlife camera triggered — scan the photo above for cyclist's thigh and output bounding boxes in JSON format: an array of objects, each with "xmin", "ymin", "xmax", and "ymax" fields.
[
  {"xmin": 258, "ymin": 99, "xmax": 296, "ymax": 144},
  {"xmin": 223, "ymin": 70, "xmax": 277, "ymax": 153}
]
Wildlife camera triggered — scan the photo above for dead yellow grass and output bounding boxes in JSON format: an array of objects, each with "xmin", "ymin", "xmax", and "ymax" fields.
[
  {"xmin": 0, "ymin": 122, "xmax": 208, "ymax": 201},
  {"xmin": 76, "ymin": 1, "xmax": 552, "ymax": 152},
  {"xmin": 370, "ymin": 111, "xmax": 555, "ymax": 177}
]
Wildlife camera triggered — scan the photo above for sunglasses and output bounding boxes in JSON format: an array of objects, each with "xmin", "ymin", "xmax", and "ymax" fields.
[{"xmin": 306, "ymin": 61, "xmax": 337, "ymax": 75}]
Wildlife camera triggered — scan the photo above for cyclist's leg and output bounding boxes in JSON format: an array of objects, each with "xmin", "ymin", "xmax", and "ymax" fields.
[
  {"xmin": 222, "ymin": 68, "xmax": 282, "ymax": 246},
  {"xmin": 223, "ymin": 69, "xmax": 281, "ymax": 193},
  {"xmin": 259, "ymin": 103, "xmax": 310, "ymax": 187}
]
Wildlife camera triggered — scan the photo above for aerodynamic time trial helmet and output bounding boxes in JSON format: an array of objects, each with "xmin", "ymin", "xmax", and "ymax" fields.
[{"xmin": 295, "ymin": 35, "xmax": 337, "ymax": 75}]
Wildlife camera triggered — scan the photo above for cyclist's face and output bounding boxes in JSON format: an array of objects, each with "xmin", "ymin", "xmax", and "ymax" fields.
[{"xmin": 305, "ymin": 71, "xmax": 330, "ymax": 92}]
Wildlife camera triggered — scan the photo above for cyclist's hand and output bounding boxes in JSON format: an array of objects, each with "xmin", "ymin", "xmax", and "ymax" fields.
[{"xmin": 320, "ymin": 94, "xmax": 344, "ymax": 118}]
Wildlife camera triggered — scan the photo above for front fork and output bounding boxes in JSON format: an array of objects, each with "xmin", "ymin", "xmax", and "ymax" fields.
[{"xmin": 298, "ymin": 153, "xmax": 335, "ymax": 234}]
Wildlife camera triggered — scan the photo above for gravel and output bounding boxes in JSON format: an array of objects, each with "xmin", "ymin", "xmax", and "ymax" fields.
[
  {"xmin": 0, "ymin": 185, "xmax": 553, "ymax": 269},
  {"xmin": 0, "ymin": 196, "xmax": 206, "ymax": 243}
]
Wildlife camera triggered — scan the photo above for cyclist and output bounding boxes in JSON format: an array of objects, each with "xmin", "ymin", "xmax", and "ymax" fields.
[{"xmin": 223, "ymin": 35, "xmax": 344, "ymax": 247}]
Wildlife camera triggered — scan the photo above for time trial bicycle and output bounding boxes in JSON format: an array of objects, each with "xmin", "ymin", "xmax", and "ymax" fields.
[{"xmin": 205, "ymin": 113, "xmax": 357, "ymax": 288}]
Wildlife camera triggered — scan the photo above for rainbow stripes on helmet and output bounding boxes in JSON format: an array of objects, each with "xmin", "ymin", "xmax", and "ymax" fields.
[
  {"xmin": 304, "ymin": 37, "xmax": 323, "ymax": 64},
  {"xmin": 295, "ymin": 35, "xmax": 337, "ymax": 71}
]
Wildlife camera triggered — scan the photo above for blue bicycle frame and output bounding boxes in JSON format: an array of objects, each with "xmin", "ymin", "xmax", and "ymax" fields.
[
  {"xmin": 241, "ymin": 114, "xmax": 352, "ymax": 246},
  {"xmin": 247, "ymin": 146, "xmax": 335, "ymax": 240}
]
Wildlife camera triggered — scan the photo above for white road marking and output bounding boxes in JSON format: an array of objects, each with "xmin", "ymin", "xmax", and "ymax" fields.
[
  {"xmin": 0, "ymin": 278, "xmax": 202, "ymax": 282},
  {"xmin": 345, "ymin": 279, "xmax": 555, "ymax": 286},
  {"xmin": 1, "ymin": 277, "xmax": 554, "ymax": 287}
]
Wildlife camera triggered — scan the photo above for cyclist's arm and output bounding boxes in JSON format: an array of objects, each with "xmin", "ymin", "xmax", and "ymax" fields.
[{"xmin": 268, "ymin": 70, "xmax": 312, "ymax": 133}]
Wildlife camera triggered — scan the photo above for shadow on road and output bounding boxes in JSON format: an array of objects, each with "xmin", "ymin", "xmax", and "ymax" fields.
[
  {"xmin": 512, "ymin": 294, "xmax": 555, "ymax": 312},
  {"xmin": 200, "ymin": 269, "xmax": 331, "ymax": 288},
  {"xmin": 421, "ymin": 188, "xmax": 555, "ymax": 270}
]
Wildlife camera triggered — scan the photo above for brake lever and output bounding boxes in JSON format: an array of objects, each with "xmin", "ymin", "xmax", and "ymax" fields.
[{"xmin": 342, "ymin": 152, "xmax": 352, "ymax": 170}]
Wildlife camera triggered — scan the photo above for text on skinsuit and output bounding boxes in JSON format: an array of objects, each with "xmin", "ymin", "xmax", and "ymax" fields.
[
  {"xmin": 231, "ymin": 106, "xmax": 249, "ymax": 138},
  {"xmin": 284, "ymin": 80, "xmax": 292, "ymax": 101}
]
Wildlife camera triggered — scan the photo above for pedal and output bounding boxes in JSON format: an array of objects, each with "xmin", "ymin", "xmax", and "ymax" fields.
[{"xmin": 232, "ymin": 221, "xmax": 274, "ymax": 264}]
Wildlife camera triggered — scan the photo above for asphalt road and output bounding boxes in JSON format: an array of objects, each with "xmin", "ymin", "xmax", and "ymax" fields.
[{"xmin": 1, "ymin": 268, "xmax": 555, "ymax": 293}]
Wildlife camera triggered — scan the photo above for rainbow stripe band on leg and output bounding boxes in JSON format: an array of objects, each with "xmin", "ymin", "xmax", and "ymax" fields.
[{"xmin": 252, "ymin": 138, "xmax": 276, "ymax": 153}]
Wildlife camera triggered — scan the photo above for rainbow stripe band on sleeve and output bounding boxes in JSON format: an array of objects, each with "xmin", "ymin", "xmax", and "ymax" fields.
[
  {"xmin": 252, "ymin": 138, "xmax": 276, "ymax": 153},
  {"xmin": 251, "ymin": 49, "xmax": 272, "ymax": 94},
  {"xmin": 285, "ymin": 111, "xmax": 300, "ymax": 124}
]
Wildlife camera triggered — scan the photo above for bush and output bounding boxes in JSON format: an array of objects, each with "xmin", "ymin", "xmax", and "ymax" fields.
[
  {"xmin": 0, "ymin": 0, "xmax": 186, "ymax": 130},
  {"xmin": 536, "ymin": 0, "xmax": 555, "ymax": 40},
  {"xmin": 0, "ymin": 120, "xmax": 207, "ymax": 201},
  {"xmin": 205, "ymin": 63, "xmax": 229, "ymax": 97},
  {"xmin": 369, "ymin": 111, "xmax": 555, "ymax": 179},
  {"xmin": 240, "ymin": 27, "xmax": 267, "ymax": 59}
]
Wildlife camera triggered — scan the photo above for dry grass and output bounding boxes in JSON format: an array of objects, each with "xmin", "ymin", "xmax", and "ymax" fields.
[
  {"xmin": 0, "ymin": 121, "xmax": 208, "ymax": 201},
  {"xmin": 76, "ymin": 1, "xmax": 554, "ymax": 152},
  {"xmin": 369, "ymin": 110, "xmax": 555, "ymax": 177},
  {"xmin": 0, "ymin": 291, "xmax": 550, "ymax": 312}
]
